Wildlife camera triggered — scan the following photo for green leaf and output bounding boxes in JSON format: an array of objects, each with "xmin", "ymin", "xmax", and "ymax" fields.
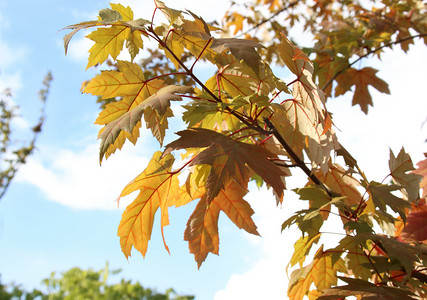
[
  {"xmin": 367, "ymin": 181, "xmax": 410, "ymax": 221},
  {"xmin": 389, "ymin": 148, "xmax": 422, "ymax": 202},
  {"xmin": 355, "ymin": 233, "xmax": 427, "ymax": 275},
  {"xmin": 210, "ymin": 38, "xmax": 264, "ymax": 74},
  {"xmin": 99, "ymin": 8, "xmax": 123, "ymax": 22}
]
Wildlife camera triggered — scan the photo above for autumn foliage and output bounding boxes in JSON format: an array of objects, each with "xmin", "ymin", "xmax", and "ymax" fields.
[{"xmin": 64, "ymin": 1, "xmax": 427, "ymax": 299}]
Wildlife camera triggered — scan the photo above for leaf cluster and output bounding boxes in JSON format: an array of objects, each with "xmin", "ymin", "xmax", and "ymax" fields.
[{"xmin": 64, "ymin": 1, "xmax": 427, "ymax": 299}]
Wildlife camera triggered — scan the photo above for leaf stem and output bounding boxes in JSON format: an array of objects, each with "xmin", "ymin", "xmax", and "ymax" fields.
[{"xmin": 149, "ymin": 27, "xmax": 268, "ymax": 133}]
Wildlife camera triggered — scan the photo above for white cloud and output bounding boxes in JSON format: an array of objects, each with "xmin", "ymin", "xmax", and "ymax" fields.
[
  {"xmin": 214, "ymin": 185, "xmax": 304, "ymax": 299},
  {"xmin": 16, "ymin": 142, "xmax": 150, "ymax": 210},
  {"xmin": 65, "ymin": 35, "xmax": 94, "ymax": 64}
]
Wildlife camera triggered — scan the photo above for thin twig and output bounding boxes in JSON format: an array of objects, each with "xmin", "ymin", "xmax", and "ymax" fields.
[
  {"xmin": 263, "ymin": 117, "xmax": 334, "ymax": 197},
  {"xmin": 236, "ymin": 0, "xmax": 298, "ymax": 38}
]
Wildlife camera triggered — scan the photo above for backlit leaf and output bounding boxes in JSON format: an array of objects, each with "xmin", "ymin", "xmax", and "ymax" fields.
[
  {"xmin": 184, "ymin": 175, "xmax": 258, "ymax": 267},
  {"xmin": 413, "ymin": 154, "xmax": 427, "ymax": 197},
  {"xmin": 389, "ymin": 148, "xmax": 422, "ymax": 202},
  {"xmin": 290, "ymin": 233, "xmax": 321, "ymax": 267},
  {"xmin": 400, "ymin": 204, "xmax": 427, "ymax": 242},
  {"xmin": 288, "ymin": 245, "xmax": 346, "ymax": 300},
  {"xmin": 86, "ymin": 4, "xmax": 144, "ymax": 69},
  {"xmin": 117, "ymin": 151, "xmax": 179, "ymax": 258},
  {"xmin": 368, "ymin": 181, "xmax": 410, "ymax": 221},
  {"xmin": 210, "ymin": 38, "xmax": 264, "ymax": 74},
  {"xmin": 84, "ymin": 61, "xmax": 166, "ymax": 161},
  {"xmin": 165, "ymin": 128, "xmax": 287, "ymax": 202},
  {"xmin": 98, "ymin": 85, "xmax": 192, "ymax": 162},
  {"xmin": 343, "ymin": 67, "xmax": 391, "ymax": 114}
]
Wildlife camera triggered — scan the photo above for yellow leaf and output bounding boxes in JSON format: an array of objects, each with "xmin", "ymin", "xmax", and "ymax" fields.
[
  {"xmin": 85, "ymin": 4, "xmax": 144, "ymax": 68},
  {"xmin": 85, "ymin": 61, "xmax": 165, "ymax": 110},
  {"xmin": 96, "ymin": 85, "xmax": 192, "ymax": 162},
  {"xmin": 229, "ymin": 13, "xmax": 245, "ymax": 35},
  {"xmin": 290, "ymin": 233, "xmax": 321, "ymax": 268},
  {"xmin": 109, "ymin": 3, "xmax": 133, "ymax": 21},
  {"xmin": 288, "ymin": 245, "xmax": 345, "ymax": 299},
  {"xmin": 117, "ymin": 151, "xmax": 179, "ymax": 258},
  {"xmin": 163, "ymin": 30, "xmax": 186, "ymax": 70},
  {"xmin": 86, "ymin": 26, "xmax": 129, "ymax": 69},
  {"xmin": 205, "ymin": 59, "xmax": 259, "ymax": 99},
  {"xmin": 276, "ymin": 36, "xmax": 337, "ymax": 173},
  {"xmin": 277, "ymin": 82, "xmax": 337, "ymax": 173},
  {"xmin": 84, "ymin": 61, "xmax": 165, "ymax": 160}
]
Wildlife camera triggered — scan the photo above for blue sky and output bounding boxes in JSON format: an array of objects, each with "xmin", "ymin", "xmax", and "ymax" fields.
[{"xmin": 0, "ymin": 0, "xmax": 426, "ymax": 299}]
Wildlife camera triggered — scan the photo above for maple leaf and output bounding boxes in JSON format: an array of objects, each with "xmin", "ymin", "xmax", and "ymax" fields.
[
  {"xmin": 165, "ymin": 128, "xmax": 287, "ymax": 202},
  {"xmin": 227, "ymin": 12, "xmax": 245, "ymax": 35},
  {"xmin": 184, "ymin": 175, "xmax": 259, "ymax": 268},
  {"xmin": 399, "ymin": 204, "xmax": 427, "ymax": 242},
  {"xmin": 367, "ymin": 181, "xmax": 410, "ymax": 221},
  {"xmin": 85, "ymin": 4, "xmax": 145, "ymax": 69},
  {"xmin": 288, "ymin": 246, "xmax": 346, "ymax": 300},
  {"xmin": 312, "ymin": 164, "xmax": 363, "ymax": 221},
  {"xmin": 339, "ymin": 67, "xmax": 390, "ymax": 114},
  {"xmin": 356, "ymin": 233, "xmax": 427, "ymax": 275},
  {"xmin": 413, "ymin": 154, "xmax": 427, "ymax": 197},
  {"xmin": 318, "ymin": 276, "xmax": 417, "ymax": 300},
  {"xmin": 275, "ymin": 36, "xmax": 337, "ymax": 173},
  {"xmin": 210, "ymin": 38, "xmax": 264, "ymax": 74},
  {"xmin": 117, "ymin": 151, "xmax": 179, "ymax": 259},
  {"xmin": 333, "ymin": 236, "xmax": 372, "ymax": 280},
  {"xmin": 290, "ymin": 233, "xmax": 321, "ymax": 268},
  {"xmin": 83, "ymin": 60, "xmax": 173, "ymax": 161},
  {"xmin": 389, "ymin": 148, "xmax": 422, "ymax": 202},
  {"xmin": 98, "ymin": 85, "xmax": 193, "ymax": 162},
  {"xmin": 205, "ymin": 59, "xmax": 259, "ymax": 99},
  {"xmin": 154, "ymin": 0, "xmax": 184, "ymax": 25},
  {"xmin": 273, "ymin": 82, "xmax": 337, "ymax": 173}
]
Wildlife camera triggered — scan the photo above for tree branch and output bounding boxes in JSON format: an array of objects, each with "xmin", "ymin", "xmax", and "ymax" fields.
[
  {"xmin": 263, "ymin": 117, "xmax": 334, "ymax": 197},
  {"xmin": 322, "ymin": 33, "xmax": 427, "ymax": 92},
  {"xmin": 237, "ymin": 0, "xmax": 298, "ymax": 38}
]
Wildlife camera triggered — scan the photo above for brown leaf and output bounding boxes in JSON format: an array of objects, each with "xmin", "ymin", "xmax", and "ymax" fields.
[
  {"xmin": 165, "ymin": 128, "xmax": 287, "ymax": 202},
  {"xmin": 346, "ymin": 67, "xmax": 390, "ymax": 114}
]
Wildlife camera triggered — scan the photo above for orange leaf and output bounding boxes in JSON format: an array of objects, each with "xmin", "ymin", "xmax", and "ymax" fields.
[
  {"xmin": 184, "ymin": 176, "xmax": 259, "ymax": 267},
  {"xmin": 399, "ymin": 204, "xmax": 427, "ymax": 242},
  {"xmin": 184, "ymin": 195, "xmax": 220, "ymax": 268},
  {"xmin": 413, "ymin": 154, "xmax": 427, "ymax": 197}
]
